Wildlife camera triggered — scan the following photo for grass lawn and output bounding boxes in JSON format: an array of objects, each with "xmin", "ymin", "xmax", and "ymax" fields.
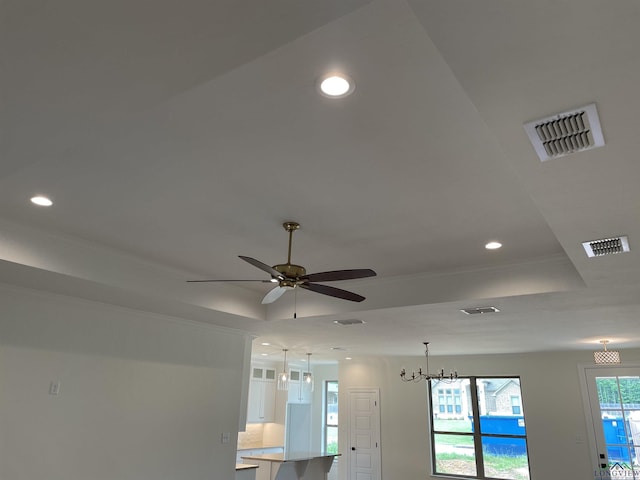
[
  {"xmin": 433, "ymin": 418, "xmax": 472, "ymax": 432},
  {"xmin": 433, "ymin": 418, "xmax": 473, "ymax": 446}
]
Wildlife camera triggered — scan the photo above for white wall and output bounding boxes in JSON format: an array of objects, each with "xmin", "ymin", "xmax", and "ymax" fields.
[
  {"xmin": 339, "ymin": 350, "xmax": 640, "ymax": 480},
  {"xmin": 7, "ymin": 279, "xmax": 636, "ymax": 480},
  {"xmin": 0, "ymin": 285, "xmax": 251, "ymax": 480}
]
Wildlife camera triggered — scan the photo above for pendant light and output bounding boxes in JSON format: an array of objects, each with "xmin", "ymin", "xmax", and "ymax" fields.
[
  {"xmin": 594, "ymin": 340, "xmax": 621, "ymax": 364},
  {"xmin": 303, "ymin": 353, "xmax": 314, "ymax": 392},
  {"xmin": 277, "ymin": 349, "xmax": 289, "ymax": 391}
]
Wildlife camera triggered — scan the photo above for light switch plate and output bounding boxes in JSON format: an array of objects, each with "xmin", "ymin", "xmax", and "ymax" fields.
[{"xmin": 49, "ymin": 381, "xmax": 61, "ymax": 396}]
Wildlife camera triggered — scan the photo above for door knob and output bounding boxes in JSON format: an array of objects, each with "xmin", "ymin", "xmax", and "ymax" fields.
[{"xmin": 352, "ymin": 447, "xmax": 356, "ymax": 451}]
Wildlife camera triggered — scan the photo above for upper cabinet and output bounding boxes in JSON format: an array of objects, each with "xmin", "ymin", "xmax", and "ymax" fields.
[
  {"xmin": 247, "ymin": 366, "xmax": 276, "ymax": 423},
  {"xmin": 246, "ymin": 362, "xmax": 314, "ymax": 425},
  {"xmin": 287, "ymin": 368, "xmax": 312, "ymax": 404}
]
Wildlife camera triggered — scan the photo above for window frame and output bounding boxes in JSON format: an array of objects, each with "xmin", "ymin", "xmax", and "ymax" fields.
[
  {"xmin": 427, "ymin": 376, "xmax": 530, "ymax": 480},
  {"xmin": 324, "ymin": 380, "xmax": 339, "ymax": 454}
]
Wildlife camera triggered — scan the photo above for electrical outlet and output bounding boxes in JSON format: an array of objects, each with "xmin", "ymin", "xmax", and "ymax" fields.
[{"xmin": 221, "ymin": 432, "xmax": 230, "ymax": 444}]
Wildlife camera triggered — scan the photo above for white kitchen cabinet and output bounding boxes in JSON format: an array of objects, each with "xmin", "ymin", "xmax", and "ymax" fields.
[
  {"xmin": 247, "ymin": 366, "xmax": 276, "ymax": 423},
  {"xmin": 249, "ymin": 460, "xmax": 272, "ymax": 480},
  {"xmin": 287, "ymin": 369, "xmax": 312, "ymax": 403}
]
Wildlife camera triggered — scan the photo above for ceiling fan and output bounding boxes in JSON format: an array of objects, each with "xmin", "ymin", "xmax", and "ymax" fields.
[{"xmin": 187, "ymin": 222, "xmax": 376, "ymax": 304}]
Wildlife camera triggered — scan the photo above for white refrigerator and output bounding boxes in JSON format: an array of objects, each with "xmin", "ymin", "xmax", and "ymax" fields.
[{"xmin": 285, "ymin": 403, "xmax": 312, "ymax": 454}]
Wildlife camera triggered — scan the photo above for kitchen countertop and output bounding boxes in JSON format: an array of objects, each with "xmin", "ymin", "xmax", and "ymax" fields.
[
  {"xmin": 237, "ymin": 445, "xmax": 284, "ymax": 451},
  {"xmin": 240, "ymin": 452, "xmax": 340, "ymax": 463}
]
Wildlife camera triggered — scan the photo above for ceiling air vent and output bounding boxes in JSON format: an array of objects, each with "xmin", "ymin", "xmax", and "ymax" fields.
[
  {"xmin": 334, "ymin": 319, "xmax": 365, "ymax": 326},
  {"xmin": 460, "ymin": 306, "xmax": 500, "ymax": 315},
  {"xmin": 523, "ymin": 103, "xmax": 605, "ymax": 161},
  {"xmin": 582, "ymin": 236, "xmax": 630, "ymax": 257}
]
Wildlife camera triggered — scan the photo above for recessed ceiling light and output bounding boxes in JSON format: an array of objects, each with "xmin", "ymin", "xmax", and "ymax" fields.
[
  {"xmin": 318, "ymin": 73, "xmax": 355, "ymax": 98},
  {"xmin": 345, "ymin": 357, "xmax": 352, "ymax": 360},
  {"xmin": 485, "ymin": 241, "xmax": 502, "ymax": 250},
  {"xmin": 261, "ymin": 353, "xmax": 268, "ymax": 356},
  {"xmin": 30, "ymin": 195, "xmax": 53, "ymax": 207},
  {"xmin": 261, "ymin": 342, "xmax": 270, "ymax": 346}
]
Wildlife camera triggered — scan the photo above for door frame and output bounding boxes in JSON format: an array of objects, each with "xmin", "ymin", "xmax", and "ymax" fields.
[{"xmin": 578, "ymin": 362, "xmax": 640, "ymax": 474}]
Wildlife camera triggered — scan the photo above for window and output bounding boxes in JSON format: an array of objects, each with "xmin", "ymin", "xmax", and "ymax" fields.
[
  {"xmin": 428, "ymin": 377, "xmax": 530, "ymax": 480},
  {"xmin": 434, "ymin": 389, "xmax": 462, "ymax": 417},
  {"xmin": 511, "ymin": 396, "xmax": 521, "ymax": 415},
  {"xmin": 324, "ymin": 380, "xmax": 338, "ymax": 454}
]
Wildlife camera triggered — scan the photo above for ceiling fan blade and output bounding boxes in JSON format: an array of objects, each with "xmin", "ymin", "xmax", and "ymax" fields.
[
  {"xmin": 300, "ymin": 268, "xmax": 377, "ymax": 283},
  {"xmin": 187, "ymin": 279, "xmax": 272, "ymax": 283},
  {"xmin": 261, "ymin": 286, "xmax": 288, "ymax": 304},
  {"xmin": 239, "ymin": 255, "xmax": 284, "ymax": 280},
  {"xmin": 299, "ymin": 282, "xmax": 365, "ymax": 302}
]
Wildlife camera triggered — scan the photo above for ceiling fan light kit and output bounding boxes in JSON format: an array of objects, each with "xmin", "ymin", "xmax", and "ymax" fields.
[{"xmin": 188, "ymin": 221, "xmax": 376, "ymax": 305}]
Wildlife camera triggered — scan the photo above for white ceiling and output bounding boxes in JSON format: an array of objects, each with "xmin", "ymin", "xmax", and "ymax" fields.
[{"xmin": 2, "ymin": 0, "xmax": 640, "ymax": 363}]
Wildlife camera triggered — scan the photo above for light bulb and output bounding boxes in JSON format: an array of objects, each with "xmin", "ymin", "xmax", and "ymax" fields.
[
  {"xmin": 318, "ymin": 73, "xmax": 355, "ymax": 98},
  {"xmin": 31, "ymin": 196, "xmax": 53, "ymax": 206}
]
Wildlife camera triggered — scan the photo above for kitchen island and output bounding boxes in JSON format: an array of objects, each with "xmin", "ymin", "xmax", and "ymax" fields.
[
  {"xmin": 240, "ymin": 452, "xmax": 339, "ymax": 480},
  {"xmin": 236, "ymin": 463, "xmax": 259, "ymax": 480}
]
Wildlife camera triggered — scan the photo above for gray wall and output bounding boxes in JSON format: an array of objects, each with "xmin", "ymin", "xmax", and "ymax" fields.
[
  {"xmin": 0, "ymin": 285, "xmax": 250, "ymax": 480},
  {"xmin": 339, "ymin": 350, "xmax": 640, "ymax": 480}
]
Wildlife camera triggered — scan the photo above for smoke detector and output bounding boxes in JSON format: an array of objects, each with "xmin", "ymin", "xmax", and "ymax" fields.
[
  {"xmin": 523, "ymin": 103, "xmax": 605, "ymax": 161},
  {"xmin": 460, "ymin": 306, "xmax": 500, "ymax": 315},
  {"xmin": 582, "ymin": 236, "xmax": 630, "ymax": 257}
]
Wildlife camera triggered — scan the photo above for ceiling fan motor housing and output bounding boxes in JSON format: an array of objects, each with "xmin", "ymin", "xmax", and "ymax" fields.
[{"xmin": 273, "ymin": 263, "xmax": 306, "ymax": 279}]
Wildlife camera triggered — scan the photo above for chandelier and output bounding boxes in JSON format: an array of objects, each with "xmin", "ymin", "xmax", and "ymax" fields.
[{"xmin": 400, "ymin": 342, "xmax": 458, "ymax": 383}]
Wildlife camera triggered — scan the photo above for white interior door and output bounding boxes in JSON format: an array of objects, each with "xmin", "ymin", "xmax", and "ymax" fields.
[
  {"xmin": 348, "ymin": 388, "xmax": 381, "ymax": 480},
  {"xmin": 582, "ymin": 365, "xmax": 640, "ymax": 479}
]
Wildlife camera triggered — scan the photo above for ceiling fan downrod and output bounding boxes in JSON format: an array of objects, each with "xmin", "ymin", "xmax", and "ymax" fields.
[
  {"xmin": 283, "ymin": 221, "xmax": 300, "ymax": 265},
  {"xmin": 272, "ymin": 222, "xmax": 306, "ymax": 281}
]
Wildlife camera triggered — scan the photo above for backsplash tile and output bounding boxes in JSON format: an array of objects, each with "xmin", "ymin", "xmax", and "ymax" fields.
[{"xmin": 237, "ymin": 423, "xmax": 264, "ymax": 448}]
